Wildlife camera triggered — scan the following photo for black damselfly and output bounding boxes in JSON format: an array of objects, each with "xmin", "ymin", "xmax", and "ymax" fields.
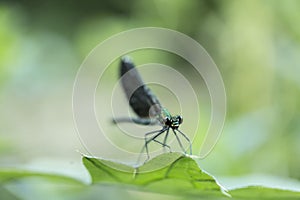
[{"xmin": 113, "ymin": 56, "xmax": 192, "ymax": 161}]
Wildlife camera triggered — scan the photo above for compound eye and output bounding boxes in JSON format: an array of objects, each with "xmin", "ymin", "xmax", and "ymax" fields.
[
  {"xmin": 165, "ymin": 117, "xmax": 172, "ymax": 126},
  {"xmin": 177, "ymin": 116, "xmax": 183, "ymax": 124}
]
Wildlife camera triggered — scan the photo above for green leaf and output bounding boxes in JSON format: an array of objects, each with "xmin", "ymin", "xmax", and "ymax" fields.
[
  {"xmin": 229, "ymin": 186, "xmax": 300, "ymax": 199},
  {"xmin": 82, "ymin": 152, "xmax": 229, "ymax": 197},
  {"xmin": 0, "ymin": 169, "xmax": 83, "ymax": 185}
]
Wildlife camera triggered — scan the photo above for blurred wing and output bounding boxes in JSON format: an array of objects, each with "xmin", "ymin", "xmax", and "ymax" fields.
[{"xmin": 120, "ymin": 56, "xmax": 162, "ymax": 118}]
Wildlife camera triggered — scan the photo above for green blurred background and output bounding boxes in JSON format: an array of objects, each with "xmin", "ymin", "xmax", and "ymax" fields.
[{"xmin": 0, "ymin": 0, "xmax": 300, "ymax": 192}]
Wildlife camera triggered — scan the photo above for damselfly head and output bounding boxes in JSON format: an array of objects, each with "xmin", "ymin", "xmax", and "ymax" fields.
[{"xmin": 165, "ymin": 115, "xmax": 183, "ymax": 129}]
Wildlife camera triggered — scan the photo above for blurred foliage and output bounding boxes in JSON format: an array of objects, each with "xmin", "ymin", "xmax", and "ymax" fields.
[{"xmin": 0, "ymin": 1, "xmax": 300, "ymax": 199}]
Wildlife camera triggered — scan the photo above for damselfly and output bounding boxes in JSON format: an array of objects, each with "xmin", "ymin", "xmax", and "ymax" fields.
[{"xmin": 113, "ymin": 56, "xmax": 192, "ymax": 161}]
